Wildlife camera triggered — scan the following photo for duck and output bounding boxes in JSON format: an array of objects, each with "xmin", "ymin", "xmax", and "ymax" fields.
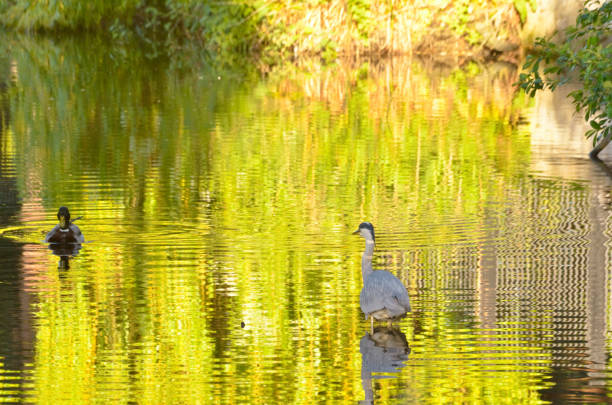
[{"xmin": 44, "ymin": 206, "xmax": 84, "ymax": 244}]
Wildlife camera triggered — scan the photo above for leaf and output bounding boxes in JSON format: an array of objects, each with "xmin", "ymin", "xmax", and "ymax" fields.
[{"xmin": 514, "ymin": 0, "xmax": 528, "ymax": 23}]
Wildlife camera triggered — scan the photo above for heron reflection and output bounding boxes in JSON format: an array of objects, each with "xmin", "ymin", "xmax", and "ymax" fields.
[{"xmin": 360, "ymin": 326, "xmax": 410, "ymax": 404}]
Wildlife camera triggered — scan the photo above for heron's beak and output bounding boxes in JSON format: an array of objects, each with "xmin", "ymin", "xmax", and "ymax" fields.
[{"xmin": 352, "ymin": 229, "xmax": 360, "ymax": 235}]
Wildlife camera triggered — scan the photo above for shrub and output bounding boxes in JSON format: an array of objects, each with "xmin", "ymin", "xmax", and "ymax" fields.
[{"xmin": 517, "ymin": 0, "xmax": 612, "ymax": 157}]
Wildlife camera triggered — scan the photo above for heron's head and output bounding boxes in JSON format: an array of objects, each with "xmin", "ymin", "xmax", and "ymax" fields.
[
  {"xmin": 57, "ymin": 206, "xmax": 71, "ymax": 229},
  {"xmin": 352, "ymin": 222, "xmax": 375, "ymax": 242}
]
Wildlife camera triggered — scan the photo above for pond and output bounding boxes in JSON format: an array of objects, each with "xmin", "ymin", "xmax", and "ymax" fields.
[{"xmin": 1, "ymin": 35, "xmax": 612, "ymax": 404}]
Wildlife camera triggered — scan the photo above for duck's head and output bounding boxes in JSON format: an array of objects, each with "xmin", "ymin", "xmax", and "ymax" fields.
[
  {"xmin": 352, "ymin": 222, "xmax": 375, "ymax": 242},
  {"xmin": 57, "ymin": 206, "xmax": 71, "ymax": 229}
]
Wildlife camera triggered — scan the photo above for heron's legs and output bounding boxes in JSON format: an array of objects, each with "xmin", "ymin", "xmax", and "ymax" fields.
[
  {"xmin": 387, "ymin": 320, "xmax": 392, "ymax": 328},
  {"xmin": 370, "ymin": 316, "xmax": 374, "ymax": 333}
]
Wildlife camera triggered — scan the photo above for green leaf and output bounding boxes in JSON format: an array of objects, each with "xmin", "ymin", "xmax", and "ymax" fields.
[{"xmin": 514, "ymin": 0, "xmax": 528, "ymax": 23}]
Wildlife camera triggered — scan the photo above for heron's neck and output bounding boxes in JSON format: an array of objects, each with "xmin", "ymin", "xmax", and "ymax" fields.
[{"xmin": 362, "ymin": 240, "xmax": 375, "ymax": 280}]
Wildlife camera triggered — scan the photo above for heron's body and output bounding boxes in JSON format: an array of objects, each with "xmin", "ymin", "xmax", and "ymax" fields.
[
  {"xmin": 45, "ymin": 207, "xmax": 84, "ymax": 244},
  {"xmin": 354, "ymin": 222, "xmax": 410, "ymax": 326},
  {"xmin": 360, "ymin": 270, "xmax": 411, "ymax": 321}
]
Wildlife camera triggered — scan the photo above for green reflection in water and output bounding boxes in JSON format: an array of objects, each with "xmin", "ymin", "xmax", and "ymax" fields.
[{"xmin": 2, "ymin": 34, "xmax": 607, "ymax": 404}]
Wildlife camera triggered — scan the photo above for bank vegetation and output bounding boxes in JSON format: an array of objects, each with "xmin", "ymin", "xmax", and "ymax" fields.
[{"xmin": 0, "ymin": 0, "xmax": 530, "ymax": 64}]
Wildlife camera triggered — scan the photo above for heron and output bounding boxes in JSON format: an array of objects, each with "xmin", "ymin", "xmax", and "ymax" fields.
[
  {"xmin": 353, "ymin": 222, "xmax": 410, "ymax": 330},
  {"xmin": 44, "ymin": 206, "xmax": 84, "ymax": 244}
]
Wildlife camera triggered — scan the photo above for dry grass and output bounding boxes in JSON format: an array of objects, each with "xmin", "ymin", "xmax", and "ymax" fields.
[{"xmin": 264, "ymin": 0, "xmax": 521, "ymax": 60}]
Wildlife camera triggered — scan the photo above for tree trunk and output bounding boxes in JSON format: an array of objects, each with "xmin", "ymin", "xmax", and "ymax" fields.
[{"xmin": 589, "ymin": 133, "xmax": 612, "ymax": 159}]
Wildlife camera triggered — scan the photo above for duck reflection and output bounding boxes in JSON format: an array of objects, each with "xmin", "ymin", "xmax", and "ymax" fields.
[
  {"xmin": 360, "ymin": 326, "xmax": 410, "ymax": 404},
  {"xmin": 48, "ymin": 242, "xmax": 82, "ymax": 270}
]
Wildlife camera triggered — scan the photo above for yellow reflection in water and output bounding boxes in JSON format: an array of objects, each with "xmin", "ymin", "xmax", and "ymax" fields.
[{"xmin": 1, "ymin": 35, "xmax": 608, "ymax": 404}]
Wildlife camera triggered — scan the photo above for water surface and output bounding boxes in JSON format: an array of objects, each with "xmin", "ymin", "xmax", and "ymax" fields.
[{"xmin": 1, "ymin": 36, "xmax": 611, "ymax": 404}]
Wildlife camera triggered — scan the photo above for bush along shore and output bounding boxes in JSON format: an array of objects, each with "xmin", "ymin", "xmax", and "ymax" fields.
[
  {"xmin": 0, "ymin": 0, "xmax": 528, "ymax": 65},
  {"xmin": 518, "ymin": 0, "xmax": 611, "ymax": 158}
]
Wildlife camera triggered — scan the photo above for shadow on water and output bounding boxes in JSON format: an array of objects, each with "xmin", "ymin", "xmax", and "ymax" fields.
[
  {"xmin": 0, "ymin": 41, "xmax": 33, "ymax": 403},
  {"xmin": 537, "ymin": 156, "xmax": 612, "ymax": 404},
  {"xmin": 590, "ymin": 156, "xmax": 612, "ymax": 182},
  {"xmin": 0, "ymin": 238, "xmax": 33, "ymax": 403},
  {"xmin": 359, "ymin": 327, "xmax": 410, "ymax": 404},
  {"xmin": 0, "ymin": 36, "xmax": 17, "ymax": 224}
]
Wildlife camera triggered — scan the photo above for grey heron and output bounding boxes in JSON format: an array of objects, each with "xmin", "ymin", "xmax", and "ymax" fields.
[{"xmin": 353, "ymin": 222, "xmax": 410, "ymax": 330}]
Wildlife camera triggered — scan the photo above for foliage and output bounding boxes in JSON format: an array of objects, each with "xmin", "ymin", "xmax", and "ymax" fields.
[
  {"xmin": 0, "ymin": 0, "xmax": 524, "ymax": 61},
  {"xmin": 0, "ymin": 0, "xmax": 137, "ymax": 31},
  {"xmin": 0, "ymin": 0, "xmax": 266, "ymax": 59},
  {"xmin": 513, "ymin": 0, "xmax": 536, "ymax": 24},
  {"xmin": 442, "ymin": 0, "xmax": 482, "ymax": 45},
  {"xmin": 346, "ymin": 0, "xmax": 373, "ymax": 42},
  {"xmin": 517, "ymin": 0, "xmax": 612, "ymax": 147}
]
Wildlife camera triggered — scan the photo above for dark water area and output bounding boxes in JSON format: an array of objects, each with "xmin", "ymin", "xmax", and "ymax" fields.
[{"xmin": 1, "ymin": 35, "xmax": 612, "ymax": 403}]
